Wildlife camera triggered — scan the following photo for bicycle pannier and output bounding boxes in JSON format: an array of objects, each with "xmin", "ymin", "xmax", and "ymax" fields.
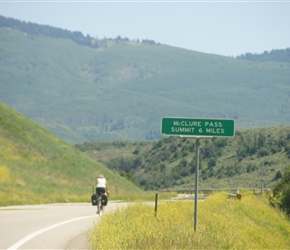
[
  {"xmin": 101, "ymin": 194, "xmax": 108, "ymax": 206},
  {"xmin": 91, "ymin": 194, "xmax": 98, "ymax": 206}
]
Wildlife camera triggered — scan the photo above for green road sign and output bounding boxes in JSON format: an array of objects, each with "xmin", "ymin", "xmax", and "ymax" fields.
[{"xmin": 161, "ymin": 117, "xmax": 235, "ymax": 137}]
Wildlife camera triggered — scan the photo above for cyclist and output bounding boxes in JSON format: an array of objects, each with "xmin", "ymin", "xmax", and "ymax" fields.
[{"xmin": 96, "ymin": 175, "xmax": 109, "ymax": 214}]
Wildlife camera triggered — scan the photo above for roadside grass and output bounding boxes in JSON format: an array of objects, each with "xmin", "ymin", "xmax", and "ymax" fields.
[{"xmin": 88, "ymin": 191, "xmax": 290, "ymax": 249}]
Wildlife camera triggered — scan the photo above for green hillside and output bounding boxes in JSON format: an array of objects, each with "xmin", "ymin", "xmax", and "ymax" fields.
[
  {"xmin": 77, "ymin": 126, "xmax": 290, "ymax": 190},
  {"xmin": 1, "ymin": 16, "xmax": 290, "ymax": 143},
  {"xmin": 0, "ymin": 101, "xmax": 143, "ymax": 206}
]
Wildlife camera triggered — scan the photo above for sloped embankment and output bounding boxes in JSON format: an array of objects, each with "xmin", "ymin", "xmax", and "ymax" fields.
[{"xmin": 0, "ymin": 102, "xmax": 143, "ymax": 206}]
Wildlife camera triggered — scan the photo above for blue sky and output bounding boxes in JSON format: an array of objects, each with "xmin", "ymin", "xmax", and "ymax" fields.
[{"xmin": 0, "ymin": 1, "xmax": 289, "ymax": 56}]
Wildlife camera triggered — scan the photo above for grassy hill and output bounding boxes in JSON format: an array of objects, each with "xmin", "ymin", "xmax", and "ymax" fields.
[
  {"xmin": 0, "ymin": 101, "xmax": 144, "ymax": 206},
  {"xmin": 1, "ymin": 16, "xmax": 290, "ymax": 143},
  {"xmin": 77, "ymin": 126, "xmax": 290, "ymax": 190}
]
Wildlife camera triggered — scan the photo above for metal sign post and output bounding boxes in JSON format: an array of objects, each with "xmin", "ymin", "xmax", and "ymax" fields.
[
  {"xmin": 160, "ymin": 117, "xmax": 235, "ymax": 232},
  {"xmin": 194, "ymin": 138, "xmax": 200, "ymax": 232}
]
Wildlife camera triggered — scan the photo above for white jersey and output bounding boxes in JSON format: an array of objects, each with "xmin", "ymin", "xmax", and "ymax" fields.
[{"xmin": 96, "ymin": 177, "xmax": 106, "ymax": 188}]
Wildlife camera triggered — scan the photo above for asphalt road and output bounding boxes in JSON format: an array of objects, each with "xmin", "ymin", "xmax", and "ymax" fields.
[{"xmin": 0, "ymin": 202, "xmax": 126, "ymax": 250}]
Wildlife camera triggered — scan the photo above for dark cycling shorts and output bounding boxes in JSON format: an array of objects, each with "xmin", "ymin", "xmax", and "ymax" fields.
[{"xmin": 96, "ymin": 187, "xmax": 106, "ymax": 195}]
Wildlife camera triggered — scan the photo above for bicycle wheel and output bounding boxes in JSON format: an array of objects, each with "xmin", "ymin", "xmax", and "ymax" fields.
[
  {"xmin": 100, "ymin": 204, "xmax": 103, "ymax": 215},
  {"xmin": 97, "ymin": 195, "xmax": 102, "ymax": 215}
]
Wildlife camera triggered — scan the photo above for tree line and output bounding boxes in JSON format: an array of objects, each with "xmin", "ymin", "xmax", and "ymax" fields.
[
  {"xmin": 76, "ymin": 126, "xmax": 290, "ymax": 216},
  {"xmin": 0, "ymin": 15, "xmax": 159, "ymax": 49},
  {"xmin": 236, "ymin": 48, "xmax": 290, "ymax": 63},
  {"xmin": 76, "ymin": 126, "xmax": 290, "ymax": 189}
]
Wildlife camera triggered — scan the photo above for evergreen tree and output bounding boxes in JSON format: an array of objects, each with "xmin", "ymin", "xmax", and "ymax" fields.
[{"xmin": 272, "ymin": 166, "xmax": 290, "ymax": 215}]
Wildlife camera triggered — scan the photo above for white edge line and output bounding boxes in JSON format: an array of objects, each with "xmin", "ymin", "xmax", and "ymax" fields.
[{"xmin": 7, "ymin": 215, "xmax": 95, "ymax": 250}]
